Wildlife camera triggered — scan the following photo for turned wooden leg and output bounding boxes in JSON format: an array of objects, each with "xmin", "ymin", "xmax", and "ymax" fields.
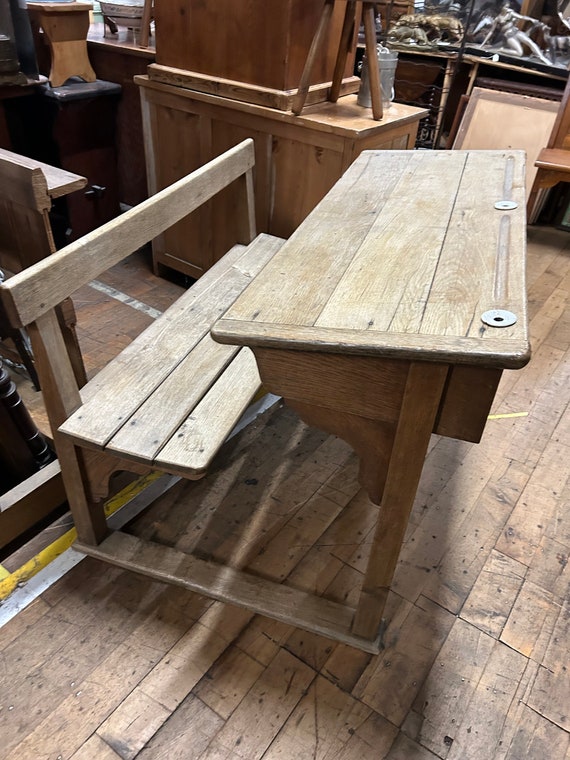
[
  {"xmin": 351, "ymin": 362, "xmax": 448, "ymax": 639},
  {"xmin": 292, "ymin": 0, "xmax": 335, "ymax": 115},
  {"xmin": 362, "ymin": 2, "xmax": 383, "ymax": 120},
  {"xmin": 329, "ymin": 1, "xmax": 357, "ymax": 103}
]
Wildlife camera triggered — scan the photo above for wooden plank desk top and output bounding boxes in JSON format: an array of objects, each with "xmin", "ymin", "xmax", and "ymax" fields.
[{"xmin": 213, "ymin": 150, "xmax": 530, "ymax": 370}]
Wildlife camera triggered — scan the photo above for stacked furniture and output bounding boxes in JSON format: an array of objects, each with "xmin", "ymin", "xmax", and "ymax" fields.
[
  {"xmin": 0, "ymin": 150, "xmax": 88, "ymax": 548},
  {"xmin": 136, "ymin": 0, "xmax": 429, "ymax": 278}
]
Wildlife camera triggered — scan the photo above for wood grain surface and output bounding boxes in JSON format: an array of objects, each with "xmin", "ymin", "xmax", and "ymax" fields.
[{"xmin": 214, "ymin": 150, "xmax": 530, "ymax": 369}]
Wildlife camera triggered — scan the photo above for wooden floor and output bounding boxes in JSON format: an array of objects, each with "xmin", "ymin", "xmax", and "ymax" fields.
[{"xmin": 1, "ymin": 225, "xmax": 569, "ymax": 759}]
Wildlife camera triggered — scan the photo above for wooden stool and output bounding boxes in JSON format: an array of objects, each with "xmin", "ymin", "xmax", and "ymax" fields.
[
  {"xmin": 293, "ymin": 0, "xmax": 383, "ymax": 120},
  {"xmin": 26, "ymin": 2, "xmax": 96, "ymax": 87}
]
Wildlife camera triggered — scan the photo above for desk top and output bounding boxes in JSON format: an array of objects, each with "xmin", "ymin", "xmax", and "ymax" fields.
[{"xmin": 213, "ymin": 150, "xmax": 530, "ymax": 369}]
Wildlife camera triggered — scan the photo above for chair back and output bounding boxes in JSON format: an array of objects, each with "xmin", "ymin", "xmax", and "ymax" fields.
[{"xmin": 545, "ymin": 74, "xmax": 570, "ymax": 151}]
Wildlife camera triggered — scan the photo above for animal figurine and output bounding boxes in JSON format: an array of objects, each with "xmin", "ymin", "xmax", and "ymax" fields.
[
  {"xmin": 390, "ymin": 13, "xmax": 464, "ymax": 44},
  {"xmin": 388, "ymin": 23, "xmax": 431, "ymax": 46}
]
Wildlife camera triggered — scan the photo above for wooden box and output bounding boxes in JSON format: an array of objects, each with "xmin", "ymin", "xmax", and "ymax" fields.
[{"xmin": 153, "ymin": 0, "xmax": 358, "ymax": 103}]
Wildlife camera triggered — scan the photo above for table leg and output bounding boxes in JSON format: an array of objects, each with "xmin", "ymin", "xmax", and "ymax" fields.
[
  {"xmin": 329, "ymin": 2, "xmax": 357, "ymax": 103},
  {"xmin": 139, "ymin": 0, "xmax": 153, "ymax": 48},
  {"xmin": 351, "ymin": 362, "xmax": 448, "ymax": 640},
  {"xmin": 252, "ymin": 347, "xmax": 449, "ymax": 648},
  {"xmin": 362, "ymin": 2, "xmax": 383, "ymax": 120},
  {"xmin": 292, "ymin": 0, "xmax": 335, "ymax": 116}
]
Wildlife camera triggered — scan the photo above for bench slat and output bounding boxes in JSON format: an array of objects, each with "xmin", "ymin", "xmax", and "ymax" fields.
[
  {"xmin": 62, "ymin": 235, "xmax": 283, "ymax": 451},
  {"xmin": 154, "ymin": 347, "xmax": 261, "ymax": 477},
  {"xmin": 79, "ymin": 242, "xmax": 247, "ymax": 406},
  {"xmin": 106, "ymin": 334, "xmax": 238, "ymax": 463}
]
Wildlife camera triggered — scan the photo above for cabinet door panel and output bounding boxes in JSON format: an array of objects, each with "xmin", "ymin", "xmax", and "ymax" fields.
[
  {"xmin": 151, "ymin": 104, "xmax": 210, "ymax": 277},
  {"xmin": 270, "ymin": 138, "xmax": 344, "ymax": 238},
  {"xmin": 210, "ymin": 120, "xmax": 272, "ymax": 257}
]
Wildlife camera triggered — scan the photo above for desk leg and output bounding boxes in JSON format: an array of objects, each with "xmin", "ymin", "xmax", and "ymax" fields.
[
  {"xmin": 253, "ymin": 348, "xmax": 449, "ymax": 648},
  {"xmin": 351, "ymin": 362, "xmax": 448, "ymax": 640}
]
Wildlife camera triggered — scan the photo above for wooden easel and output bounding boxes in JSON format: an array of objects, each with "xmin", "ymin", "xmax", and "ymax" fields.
[{"xmin": 293, "ymin": 0, "xmax": 383, "ymax": 120}]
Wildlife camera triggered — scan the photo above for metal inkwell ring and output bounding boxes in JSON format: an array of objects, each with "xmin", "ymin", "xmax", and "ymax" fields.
[
  {"xmin": 481, "ymin": 309, "xmax": 517, "ymax": 327},
  {"xmin": 494, "ymin": 200, "xmax": 518, "ymax": 211}
]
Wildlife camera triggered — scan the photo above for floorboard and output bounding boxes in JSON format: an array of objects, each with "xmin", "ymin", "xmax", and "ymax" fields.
[{"xmin": 0, "ymin": 226, "xmax": 568, "ymax": 759}]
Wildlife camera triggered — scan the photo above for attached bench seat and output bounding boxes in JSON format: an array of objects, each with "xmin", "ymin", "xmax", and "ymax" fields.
[
  {"xmin": 0, "ymin": 138, "xmax": 402, "ymax": 653},
  {"xmin": 60, "ymin": 234, "xmax": 284, "ymax": 479},
  {"xmin": 0, "ymin": 138, "xmax": 286, "ymax": 540}
]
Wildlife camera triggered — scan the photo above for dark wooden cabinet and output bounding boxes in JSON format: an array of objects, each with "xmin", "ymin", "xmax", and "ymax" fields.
[
  {"xmin": 2, "ymin": 80, "xmax": 121, "ymax": 242},
  {"xmin": 87, "ymin": 38, "xmax": 154, "ymax": 207}
]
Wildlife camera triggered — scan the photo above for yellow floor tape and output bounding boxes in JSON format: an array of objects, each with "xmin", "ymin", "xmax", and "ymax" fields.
[
  {"xmin": 0, "ymin": 472, "xmax": 163, "ymax": 602},
  {"xmin": 488, "ymin": 412, "xmax": 529, "ymax": 420}
]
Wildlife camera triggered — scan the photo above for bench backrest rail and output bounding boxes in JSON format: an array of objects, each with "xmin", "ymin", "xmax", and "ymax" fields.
[
  {"xmin": 0, "ymin": 138, "xmax": 257, "ymax": 437},
  {"xmin": 0, "ymin": 139, "xmax": 256, "ymax": 331}
]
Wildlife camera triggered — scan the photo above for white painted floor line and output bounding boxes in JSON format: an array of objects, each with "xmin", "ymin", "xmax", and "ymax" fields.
[
  {"xmin": 89, "ymin": 279, "xmax": 163, "ymax": 319},
  {"xmin": 0, "ymin": 474, "xmax": 179, "ymax": 628}
]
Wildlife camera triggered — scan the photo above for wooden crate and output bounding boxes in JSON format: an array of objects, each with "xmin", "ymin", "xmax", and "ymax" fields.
[{"xmin": 153, "ymin": 0, "xmax": 358, "ymax": 101}]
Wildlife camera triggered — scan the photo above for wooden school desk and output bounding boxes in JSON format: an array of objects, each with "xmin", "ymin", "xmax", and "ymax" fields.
[{"xmin": 212, "ymin": 149, "xmax": 531, "ymax": 651}]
